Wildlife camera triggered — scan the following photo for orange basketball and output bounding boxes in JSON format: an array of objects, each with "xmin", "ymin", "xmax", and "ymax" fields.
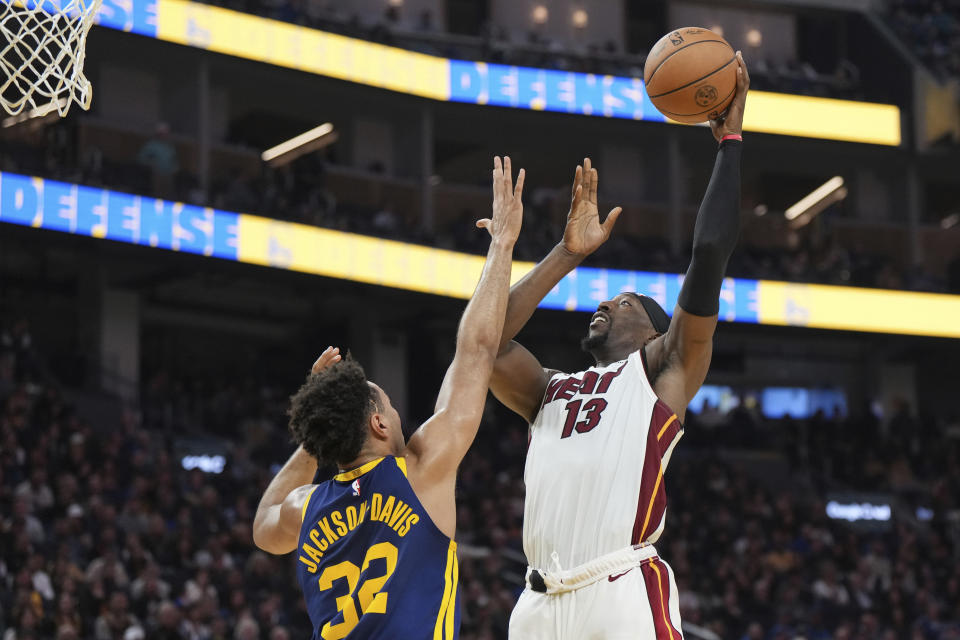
[{"xmin": 644, "ymin": 27, "xmax": 737, "ymax": 124}]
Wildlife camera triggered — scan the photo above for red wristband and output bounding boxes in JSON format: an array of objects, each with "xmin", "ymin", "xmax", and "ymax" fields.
[{"xmin": 720, "ymin": 134, "xmax": 743, "ymax": 144}]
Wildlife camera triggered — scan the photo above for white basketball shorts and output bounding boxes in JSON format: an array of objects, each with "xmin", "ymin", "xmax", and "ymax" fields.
[{"xmin": 508, "ymin": 546, "xmax": 683, "ymax": 640}]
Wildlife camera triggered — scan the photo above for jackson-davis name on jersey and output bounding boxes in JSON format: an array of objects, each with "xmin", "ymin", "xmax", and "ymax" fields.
[{"xmin": 299, "ymin": 492, "xmax": 420, "ymax": 573}]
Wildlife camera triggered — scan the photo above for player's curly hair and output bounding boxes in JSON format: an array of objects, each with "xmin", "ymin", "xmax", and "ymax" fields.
[{"xmin": 288, "ymin": 356, "xmax": 382, "ymax": 467}]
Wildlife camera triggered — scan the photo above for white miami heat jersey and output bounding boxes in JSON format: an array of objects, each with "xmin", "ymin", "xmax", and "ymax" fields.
[{"xmin": 523, "ymin": 348, "xmax": 683, "ymax": 572}]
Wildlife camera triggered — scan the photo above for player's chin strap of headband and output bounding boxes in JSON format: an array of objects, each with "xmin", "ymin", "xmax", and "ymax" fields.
[{"xmin": 525, "ymin": 544, "xmax": 659, "ymax": 595}]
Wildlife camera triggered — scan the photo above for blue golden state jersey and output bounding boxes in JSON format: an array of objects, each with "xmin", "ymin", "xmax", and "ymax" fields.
[{"xmin": 297, "ymin": 456, "xmax": 459, "ymax": 640}]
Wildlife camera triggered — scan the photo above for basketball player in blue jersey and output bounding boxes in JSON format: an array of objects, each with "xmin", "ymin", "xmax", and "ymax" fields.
[
  {"xmin": 251, "ymin": 156, "xmax": 525, "ymax": 640},
  {"xmin": 492, "ymin": 56, "xmax": 749, "ymax": 638}
]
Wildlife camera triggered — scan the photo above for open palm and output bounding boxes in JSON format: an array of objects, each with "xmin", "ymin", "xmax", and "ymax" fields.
[
  {"xmin": 476, "ymin": 156, "xmax": 525, "ymax": 243},
  {"xmin": 562, "ymin": 157, "xmax": 622, "ymax": 257}
]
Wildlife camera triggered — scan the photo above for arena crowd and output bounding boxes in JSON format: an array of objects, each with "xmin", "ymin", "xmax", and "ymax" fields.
[{"xmin": 2, "ymin": 317, "xmax": 959, "ymax": 639}]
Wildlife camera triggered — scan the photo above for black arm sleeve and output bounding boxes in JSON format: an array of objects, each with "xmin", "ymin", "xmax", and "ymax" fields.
[{"xmin": 676, "ymin": 139, "xmax": 742, "ymax": 316}]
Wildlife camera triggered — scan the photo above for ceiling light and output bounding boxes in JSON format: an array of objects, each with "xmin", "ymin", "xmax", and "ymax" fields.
[
  {"xmin": 532, "ymin": 5, "xmax": 548, "ymax": 25},
  {"xmin": 261, "ymin": 123, "xmax": 337, "ymax": 166},
  {"xmin": 785, "ymin": 177, "xmax": 847, "ymax": 229},
  {"xmin": 572, "ymin": 9, "xmax": 588, "ymax": 28}
]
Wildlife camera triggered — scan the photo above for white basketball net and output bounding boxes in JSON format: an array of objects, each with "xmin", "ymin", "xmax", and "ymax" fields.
[{"xmin": 0, "ymin": 0, "xmax": 103, "ymax": 117}]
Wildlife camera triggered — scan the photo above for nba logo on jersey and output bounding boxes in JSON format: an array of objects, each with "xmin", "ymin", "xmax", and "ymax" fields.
[{"xmin": 351, "ymin": 479, "xmax": 361, "ymax": 496}]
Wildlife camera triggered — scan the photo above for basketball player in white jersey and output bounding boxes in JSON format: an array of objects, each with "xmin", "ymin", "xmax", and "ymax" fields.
[{"xmin": 490, "ymin": 54, "xmax": 750, "ymax": 639}]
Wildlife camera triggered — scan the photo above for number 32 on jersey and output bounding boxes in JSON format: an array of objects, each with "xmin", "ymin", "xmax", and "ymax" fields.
[{"xmin": 317, "ymin": 542, "xmax": 398, "ymax": 640}]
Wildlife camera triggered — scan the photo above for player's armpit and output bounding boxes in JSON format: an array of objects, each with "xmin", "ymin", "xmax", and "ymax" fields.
[
  {"xmin": 490, "ymin": 340, "xmax": 555, "ymax": 423},
  {"xmin": 648, "ymin": 307, "xmax": 716, "ymax": 419}
]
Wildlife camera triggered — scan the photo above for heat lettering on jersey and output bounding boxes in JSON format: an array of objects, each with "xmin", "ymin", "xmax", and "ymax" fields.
[
  {"xmin": 543, "ymin": 361, "xmax": 627, "ymax": 406},
  {"xmin": 299, "ymin": 492, "xmax": 420, "ymax": 574}
]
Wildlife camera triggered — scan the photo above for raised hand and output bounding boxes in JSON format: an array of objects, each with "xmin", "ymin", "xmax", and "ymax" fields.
[
  {"xmin": 310, "ymin": 346, "xmax": 341, "ymax": 374},
  {"xmin": 710, "ymin": 51, "xmax": 750, "ymax": 143},
  {"xmin": 561, "ymin": 157, "xmax": 623, "ymax": 258},
  {"xmin": 476, "ymin": 156, "xmax": 525, "ymax": 244}
]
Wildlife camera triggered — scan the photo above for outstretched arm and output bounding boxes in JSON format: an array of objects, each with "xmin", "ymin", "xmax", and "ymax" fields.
[
  {"xmin": 490, "ymin": 159, "xmax": 623, "ymax": 421},
  {"xmin": 252, "ymin": 348, "xmax": 339, "ymax": 554},
  {"xmin": 404, "ymin": 157, "xmax": 523, "ymax": 536},
  {"xmin": 648, "ymin": 53, "xmax": 749, "ymax": 419}
]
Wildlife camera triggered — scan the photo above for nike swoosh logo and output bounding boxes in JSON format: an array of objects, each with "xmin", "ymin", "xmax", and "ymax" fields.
[{"xmin": 608, "ymin": 568, "xmax": 635, "ymax": 582}]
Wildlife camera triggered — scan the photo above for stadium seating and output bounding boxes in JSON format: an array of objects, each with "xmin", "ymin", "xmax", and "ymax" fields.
[
  {"xmin": 886, "ymin": 0, "xmax": 960, "ymax": 80},
  {"xmin": 2, "ymin": 316, "xmax": 959, "ymax": 639},
  {"xmin": 178, "ymin": 0, "xmax": 863, "ymax": 99}
]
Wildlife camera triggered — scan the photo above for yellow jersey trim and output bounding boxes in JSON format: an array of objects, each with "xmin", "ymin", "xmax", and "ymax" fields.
[
  {"xmin": 638, "ymin": 464, "xmax": 664, "ymax": 543},
  {"xmin": 444, "ymin": 547, "xmax": 459, "ymax": 638},
  {"xmin": 396, "ymin": 457, "xmax": 408, "ymax": 478},
  {"xmin": 434, "ymin": 540, "xmax": 458, "ymax": 639},
  {"xmin": 657, "ymin": 414, "xmax": 678, "ymax": 441},
  {"xmin": 650, "ymin": 561, "xmax": 676, "ymax": 639},
  {"xmin": 300, "ymin": 485, "xmax": 319, "ymax": 523},
  {"xmin": 334, "ymin": 457, "xmax": 385, "ymax": 482}
]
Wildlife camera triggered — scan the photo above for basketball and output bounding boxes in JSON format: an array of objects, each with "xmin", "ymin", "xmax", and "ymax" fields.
[{"xmin": 644, "ymin": 27, "xmax": 738, "ymax": 124}]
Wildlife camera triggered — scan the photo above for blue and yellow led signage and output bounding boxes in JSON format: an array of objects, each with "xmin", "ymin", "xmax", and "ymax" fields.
[
  {"xmin": 3, "ymin": 172, "xmax": 958, "ymax": 338},
  {"xmin": 0, "ymin": 173, "xmax": 238, "ymax": 258},
  {"xmin": 91, "ymin": 0, "xmax": 901, "ymax": 146}
]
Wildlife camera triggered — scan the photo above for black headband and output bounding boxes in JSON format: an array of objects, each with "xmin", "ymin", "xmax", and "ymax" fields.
[{"xmin": 631, "ymin": 293, "xmax": 671, "ymax": 335}]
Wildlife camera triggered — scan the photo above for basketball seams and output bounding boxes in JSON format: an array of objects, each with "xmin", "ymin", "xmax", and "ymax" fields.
[
  {"xmin": 654, "ymin": 84, "xmax": 737, "ymax": 118},
  {"xmin": 647, "ymin": 55, "xmax": 737, "ymax": 99},
  {"xmin": 644, "ymin": 39, "xmax": 728, "ymax": 86}
]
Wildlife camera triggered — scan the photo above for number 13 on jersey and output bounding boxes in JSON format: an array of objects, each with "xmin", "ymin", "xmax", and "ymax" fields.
[{"xmin": 561, "ymin": 398, "xmax": 608, "ymax": 438}]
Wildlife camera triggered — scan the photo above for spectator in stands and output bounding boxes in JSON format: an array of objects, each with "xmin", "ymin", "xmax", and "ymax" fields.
[
  {"xmin": 92, "ymin": 591, "xmax": 140, "ymax": 640},
  {"xmin": 418, "ymin": 9, "xmax": 434, "ymax": 32},
  {"xmin": 888, "ymin": 0, "xmax": 960, "ymax": 79},
  {"xmin": 136, "ymin": 123, "xmax": 178, "ymax": 200},
  {"xmin": 371, "ymin": 202, "xmax": 400, "ymax": 237}
]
